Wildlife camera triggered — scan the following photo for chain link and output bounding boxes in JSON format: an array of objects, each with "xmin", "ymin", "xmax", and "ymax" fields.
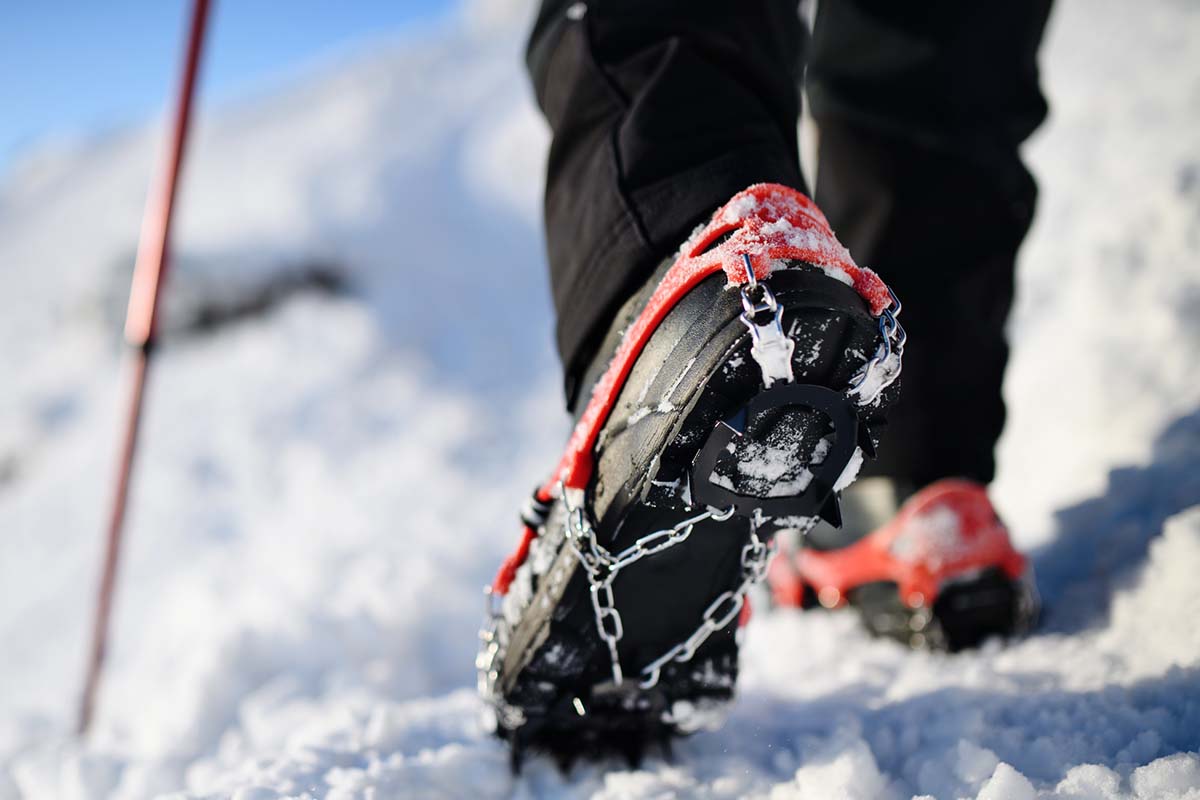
[
  {"xmin": 639, "ymin": 515, "xmax": 776, "ymax": 689},
  {"xmin": 479, "ymin": 491, "xmax": 783, "ymax": 723},
  {"xmin": 476, "ymin": 595, "xmax": 526, "ymax": 729},
  {"xmin": 561, "ymin": 485, "xmax": 781, "ymax": 691},
  {"xmin": 847, "ymin": 286, "xmax": 906, "ymax": 406},
  {"xmin": 562, "ymin": 484, "xmax": 737, "ymax": 687}
]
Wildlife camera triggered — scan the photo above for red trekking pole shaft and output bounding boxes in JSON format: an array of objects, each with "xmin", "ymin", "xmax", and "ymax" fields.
[{"xmin": 77, "ymin": 0, "xmax": 212, "ymax": 736}]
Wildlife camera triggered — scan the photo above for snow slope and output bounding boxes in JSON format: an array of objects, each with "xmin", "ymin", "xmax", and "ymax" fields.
[{"xmin": 1, "ymin": 0, "xmax": 1198, "ymax": 797}]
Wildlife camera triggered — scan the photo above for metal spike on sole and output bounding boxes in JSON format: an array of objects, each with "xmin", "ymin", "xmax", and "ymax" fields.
[{"xmin": 819, "ymin": 493, "xmax": 843, "ymax": 528}]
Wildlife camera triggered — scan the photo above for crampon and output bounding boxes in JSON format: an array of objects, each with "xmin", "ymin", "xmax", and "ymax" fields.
[{"xmin": 476, "ymin": 183, "xmax": 905, "ymax": 769}]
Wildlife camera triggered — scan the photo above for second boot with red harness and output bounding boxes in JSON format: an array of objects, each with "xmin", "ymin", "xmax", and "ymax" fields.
[{"xmin": 768, "ymin": 478, "xmax": 1038, "ymax": 651}]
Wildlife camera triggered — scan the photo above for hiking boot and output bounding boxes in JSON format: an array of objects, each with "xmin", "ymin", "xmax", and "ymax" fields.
[{"xmin": 477, "ymin": 183, "xmax": 905, "ymax": 766}]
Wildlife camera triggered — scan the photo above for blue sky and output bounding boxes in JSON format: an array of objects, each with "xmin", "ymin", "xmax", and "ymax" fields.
[{"xmin": 0, "ymin": 1, "xmax": 458, "ymax": 174}]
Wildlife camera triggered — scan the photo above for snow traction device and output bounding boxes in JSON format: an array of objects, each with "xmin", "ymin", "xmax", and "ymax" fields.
[
  {"xmin": 768, "ymin": 478, "xmax": 1039, "ymax": 651},
  {"xmin": 477, "ymin": 184, "xmax": 905, "ymax": 769}
]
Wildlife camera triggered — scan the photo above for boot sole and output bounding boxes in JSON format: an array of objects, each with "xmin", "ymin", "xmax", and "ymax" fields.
[{"xmin": 846, "ymin": 566, "xmax": 1038, "ymax": 651}]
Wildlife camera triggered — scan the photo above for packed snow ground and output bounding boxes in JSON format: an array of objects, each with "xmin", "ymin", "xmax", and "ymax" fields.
[{"xmin": 2, "ymin": 0, "xmax": 1199, "ymax": 797}]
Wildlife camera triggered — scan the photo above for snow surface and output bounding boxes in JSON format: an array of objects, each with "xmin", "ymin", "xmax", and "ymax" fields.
[{"xmin": 2, "ymin": 0, "xmax": 1199, "ymax": 797}]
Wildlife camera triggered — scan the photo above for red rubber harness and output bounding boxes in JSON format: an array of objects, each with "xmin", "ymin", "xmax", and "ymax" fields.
[{"xmin": 492, "ymin": 183, "xmax": 890, "ymax": 594}]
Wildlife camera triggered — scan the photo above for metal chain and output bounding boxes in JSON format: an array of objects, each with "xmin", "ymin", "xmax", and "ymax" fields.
[
  {"xmin": 638, "ymin": 514, "xmax": 777, "ymax": 689},
  {"xmin": 477, "ymin": 599, "xmax": 525, "ymax": 729},
  {"xmin": 481, "ymin": 486, "xmax": 800, "ymax": 720},
  {"xmin": 847, "ymin": 285, "xmax": 906, "ymax": 407},
  {"xmin": 562, "ymin": 485, "xmax": 737, "ymax": 687}
]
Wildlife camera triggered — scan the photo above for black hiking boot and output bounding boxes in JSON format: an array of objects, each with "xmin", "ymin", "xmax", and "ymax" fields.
[{"xmin": 477, "ymin": 183, "xmax": 905, "ymax": 767}]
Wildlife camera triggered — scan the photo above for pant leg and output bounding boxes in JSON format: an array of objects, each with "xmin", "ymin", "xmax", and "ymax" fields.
[
  {"xmin": 527, "ymin": 0, "xmax": 809, "ymax": 409},
  {"xmin": 808, "ymin": 0, "xmax": 1053, "ymax": 487}
]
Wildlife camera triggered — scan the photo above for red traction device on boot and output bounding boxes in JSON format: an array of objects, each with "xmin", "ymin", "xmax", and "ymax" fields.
[
  {"xmin": 769, "ymin": 479, "xmax": 1030, "ymax": 639},
  {"xmin": 491, "ymin": 183, "xmax": 892, "ymax": 596}
]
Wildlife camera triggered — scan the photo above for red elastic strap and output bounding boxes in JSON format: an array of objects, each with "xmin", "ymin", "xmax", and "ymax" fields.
[
  {"xmin": 492, "ymin": 525, "xmax": 538, "ymax": 596},
  {"xmin": 739, "ymin": 598, "xmax": 753, "ymax": 628}
]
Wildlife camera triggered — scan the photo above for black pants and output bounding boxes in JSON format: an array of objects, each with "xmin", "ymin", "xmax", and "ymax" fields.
[{"xmin": 528, "ymin": 0, "xmax": 1053, "ymax": 488}]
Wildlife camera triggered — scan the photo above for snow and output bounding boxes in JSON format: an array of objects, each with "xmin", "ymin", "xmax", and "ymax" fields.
[
  {"xmin": 888, "ymin": 505, "xmax": 965, "ymax": 568},
  {"xmin": 978, "ymin": 763, "xmax": 1037, "ymax": 800},
  {"xmin": 721, "ymin": 194, "xmax": 760, "ymax": 225},
  {"xmin": 1130, "ymin": 753, "xmax": 1200, "ymax": 799},
  {"xmin": 833, "ymin": 446, "xmax": 865, "ymax": 493},
  {"xmin": 848, "ymin": 350, "xmax": 902, "ymax": 407},
  {"xmin": 1, "ymin": 0, "xmax": 1199, "ymax": 797},
  {"xmin": 759, "ymin": 219, "xmax": 857, "ymax": 289}
]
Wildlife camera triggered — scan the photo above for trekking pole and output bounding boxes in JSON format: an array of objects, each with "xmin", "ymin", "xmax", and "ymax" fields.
[{"xmin": 77, "ymin": 0, "xmax": 212, "ymax": 736}]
